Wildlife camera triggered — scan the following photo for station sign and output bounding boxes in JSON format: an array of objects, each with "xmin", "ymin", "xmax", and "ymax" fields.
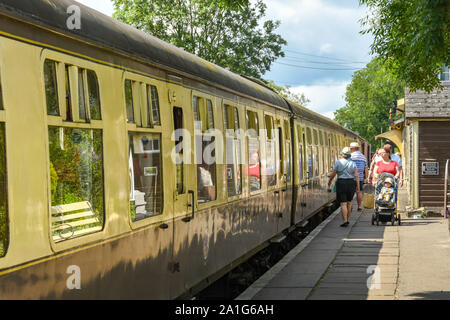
[{"xmin": 422, "ymin": 162, "xmax": 439, "ymax": 175}]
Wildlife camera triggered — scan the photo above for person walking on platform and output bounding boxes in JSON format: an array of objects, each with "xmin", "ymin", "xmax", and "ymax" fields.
[
  {"xmin": 368, "ymin": 148, "xmax": 383, "ymax": 184},
  {"xmin": 383, "ymin": 144, "xmax": 404, "ymax": 187},
  {"xmin": 372, "ymin": 146, "xmax": 400, "ymax": 185},
  {"xmin": 328, "ymin": 147, "xmax": 360, "ymax": 227},
  {"xmin": 350, "ymin": 142, "xmax": 368, "ymax": 211}
]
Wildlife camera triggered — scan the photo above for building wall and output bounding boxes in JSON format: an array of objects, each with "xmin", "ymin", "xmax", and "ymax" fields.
[
  {"xmin": 403, "ymin": 82, "xmax": 450, "ymax": 210},
  {"xmin": 418, "ymin": 121, "xmax": 450, "ymax": 208}
]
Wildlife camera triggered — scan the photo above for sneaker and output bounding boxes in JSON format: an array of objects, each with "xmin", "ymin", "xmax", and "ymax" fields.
[{"xmin": 340, "ymin": 222, "xmax": 348, "ymax": 227}]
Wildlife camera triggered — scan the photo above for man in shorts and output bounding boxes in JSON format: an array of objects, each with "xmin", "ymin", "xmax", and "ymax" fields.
[{"xmin": 350, "ymin": 142, "xmax": 368, "ymax": 211}]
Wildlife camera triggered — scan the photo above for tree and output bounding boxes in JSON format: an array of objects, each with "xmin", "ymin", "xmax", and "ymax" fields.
[
  {"xmin": 360, "ymin": 0, "xmax": 449, "ymax": 93},
  {"xmin": 334, "ymin": 58, "xmax": 404, "ymax": 147},
  {"xmin": 112, "ymin": 0, "xmax": 286, "ymax": 79},
  {"xmin": 215, "ymin": 0, "xmax": 248, "ymax": 10},
  {"xmin": 263, "ymin": 79, "xmax": 310, "ymax": 106}
]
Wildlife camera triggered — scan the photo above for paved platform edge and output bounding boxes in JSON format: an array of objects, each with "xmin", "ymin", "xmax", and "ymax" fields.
[{"xmin": 235, "ymin": 208, "xmax": 342, "ymax": 300}]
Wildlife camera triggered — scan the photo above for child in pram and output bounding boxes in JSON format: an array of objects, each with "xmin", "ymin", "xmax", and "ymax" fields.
[{"xmin": 376, "ymin": 177, "xmax": 395, "ymax": 207}]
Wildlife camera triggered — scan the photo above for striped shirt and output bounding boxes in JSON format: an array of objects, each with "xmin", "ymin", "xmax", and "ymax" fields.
[{"xmin": 351, "ymin": 151, "xmax": 367, "ymax": 181}]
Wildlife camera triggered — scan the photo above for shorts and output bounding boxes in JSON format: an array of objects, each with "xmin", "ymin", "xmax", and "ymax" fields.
[{"xmin": 336, "ymin": 179, "xmax": 356, "ymax": 203}]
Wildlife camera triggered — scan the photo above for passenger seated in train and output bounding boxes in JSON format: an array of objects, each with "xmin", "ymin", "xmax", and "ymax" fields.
[
  {"xmin": 376, "ymin": 177, "xmax": 395, "ymax": 207},
  {"xmin": 198, "ymin": 165, "xmax": 216, "ymax": 202}
]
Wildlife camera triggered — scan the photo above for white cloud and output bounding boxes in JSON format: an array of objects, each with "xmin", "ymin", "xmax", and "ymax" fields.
[
  {"xmin": 319, "ymin": 43, "xmax": 333, "ymax": 54},
  {"xmin": 264, "ymin": 0, "xmax": 370, "ymax": 57},
  {"xmin": 290, "ymin": 80, "xmax": 349, "ymax": 119}
]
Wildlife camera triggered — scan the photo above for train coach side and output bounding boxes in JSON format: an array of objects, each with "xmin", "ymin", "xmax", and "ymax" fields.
[{"xmin": 0, "ymin": 0, "xmax": 369, "ymax": 299}]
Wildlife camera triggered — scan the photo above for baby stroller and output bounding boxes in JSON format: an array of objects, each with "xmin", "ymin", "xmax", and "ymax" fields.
[{"xmin": 371, "ymin": 173, "xmax": 401, "ymax": 226}]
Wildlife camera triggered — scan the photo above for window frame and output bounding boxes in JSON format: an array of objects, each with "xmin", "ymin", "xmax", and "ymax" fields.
[
  {"xmin": 263, "ymin": 112, "xmax": 277, "ymax": 190},
  {"xmin": 192, "ymin": 91, "xmax": 219, "ymax": 207},
  {"xmin": 41, "ymin": 50, "xmax": 106, "ymax": 252},
  {"xmin": 122, "ymin": 72, "xmax": 167, "ymax": 229},
  {"xmin": 223, "ymin": 99, "xmax": 244, "ymax": 202},
  {"xmin": 246, "ymin": 107, "xmax": 263, "ymax": 194}
]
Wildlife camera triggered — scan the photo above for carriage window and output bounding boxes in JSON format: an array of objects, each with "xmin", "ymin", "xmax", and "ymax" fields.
[
  {"xmin": 247, "ymin": 110, "xmax": 260, "ymax": 191},
  {"xmin": 194, "ymin": 96, "xmax": 216, "ymax": 203},
  {"xmin": 87, "ymin": 71, "xmax": 101, "ymax": 120},
  {"xmin": 313, "ymin": 129, "xmax": 318, "ymax": 146},
  {"xmin": 48, "ymin": 127, "xmax": 104, "ymax": 242},
  {"xmin": 0, "ymin": 124, "xmax": 7, "ymax": 257},
  {"xmin": 149, "ymin": 85, "xmax": 160, "ymax": 126},
  {"xmin": 297, "ymin": 125, "xmax": 304, "ymax": 182},
  {"xmin": 44, "ymin": 60, "xmax": 60, "ymax": 116},
  {"xmin": 125, "ymin": 80, "xmax": 134, "ymax": 123},
  {"xmin": 173, "ymin": 107, "xmax": 184, "ymax": 194},
  {"xmin": 225, "ymin": 105, "xmax": 242, "ymax": 196},
  {"xmin": 314, "ymin": 146, "xmax": 320, "ymax": 176},
  {"xmin": 64, "ymin": 66, "xmax": 73, "ymax": 121},
  {"xmin": 306, "ymin": 127, "xmax": 312, "ymax": 145},
  {"xmin": 78, "ymin": 69, "xmax": 87, "ymax": 121},
  {"xmin": 0, "ymin": 73, "xmax": 3, "ymax": 110},
  {"xmin": 286, "ymin": 140, "xmax": 291, "ymax": 182},
  {"xmin": 299, "ymin": 144, "xmax": 304, "ymax": 182},
  {"xmin": 308, "ymin": 146, "xmax": 314, "ymax": 179},
  {"xmin": 265, "ymin": 115, "xmax": 276, "ymax": 186},
  {"xmin": 284, "ymin": 120, "xmax": 290, "ymax": 140},
  {"xmin": 129, "ymin": 133, "xmax": 163, "ymax": 221},
  {"xmin": 207, "ymin": 100, "xmax": 214, "ymax": 129},
  {"xmin": 284, "ymin": 121, "xmax": 291, "ymax": 182}
]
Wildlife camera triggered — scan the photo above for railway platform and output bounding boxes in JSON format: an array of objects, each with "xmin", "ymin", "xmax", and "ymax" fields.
[{"xmin": 237, "ymin": 203, "xmax": 450, "ymax": 300}]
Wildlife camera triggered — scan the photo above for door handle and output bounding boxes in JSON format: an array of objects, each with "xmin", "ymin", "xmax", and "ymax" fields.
[
  {"xmin": 182, "ymin": 190, "xmax": 195, "ymax": 222},
  {"xmin": 282, "ymin": 174, "xmax": 288, "ymax": 192}
]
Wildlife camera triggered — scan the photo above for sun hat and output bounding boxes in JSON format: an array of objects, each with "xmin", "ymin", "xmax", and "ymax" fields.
[
  {"xmin": 385, "ymin": 177, "xmax": 394, "ymax": 185},
  {"xmin": 350, "ymin": 142, "xmax": 360, "ymax": 148},
  {"xmin": 340, "ymin": 147, "xmax": 351, "ymax": 156}
]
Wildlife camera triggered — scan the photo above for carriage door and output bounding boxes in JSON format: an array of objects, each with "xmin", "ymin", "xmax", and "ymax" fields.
[{"xmin": 168, "ymin": 82, "xmax": 196, "ymax": 295}]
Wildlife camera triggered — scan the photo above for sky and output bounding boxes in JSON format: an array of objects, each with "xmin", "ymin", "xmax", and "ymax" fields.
[{"xmin": 75, "ymin": 0, "xmax": 373, "ymax": 119}]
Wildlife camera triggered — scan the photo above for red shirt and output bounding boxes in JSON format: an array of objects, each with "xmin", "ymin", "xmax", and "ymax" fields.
[{"xmin": 376, "ymin": 160, "xmax": 398, "ymax": 175}]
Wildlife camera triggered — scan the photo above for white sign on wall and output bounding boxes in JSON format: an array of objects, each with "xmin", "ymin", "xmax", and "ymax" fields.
[{"xmin": 422, "ymin": 162, "xmax": 439, "ymax": 175}]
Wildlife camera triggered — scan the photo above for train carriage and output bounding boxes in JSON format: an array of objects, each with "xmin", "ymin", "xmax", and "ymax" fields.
[{"xmin": 0, "ymin": 0, "xmax": 368, "ymax": 299}]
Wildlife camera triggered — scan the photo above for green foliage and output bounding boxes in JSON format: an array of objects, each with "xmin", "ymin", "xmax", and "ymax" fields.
[
  {"xmin": 215, "ymin": 0, "xmax": 248, "ymax": 10},
  {"xmin": 263, "ymin": 79, "xmax": 311, "ymax": 106},
  {"xmin": 334, "ymin": 58, "xmax": 404, "ymax": 147},
  {"xmin": 360, "ymin": 0, "xmax": 449, "ymax": 93},
  {"xmin": 48, "ymin": 127, "xmax": 104, "ymax": 225},
  {"xmin": 112, "ymin": 0, "xmax": 286, "ymax": 79},
  {"xmin": 130, "ymin": 201, "xmax": 136, "ymax": 222}
]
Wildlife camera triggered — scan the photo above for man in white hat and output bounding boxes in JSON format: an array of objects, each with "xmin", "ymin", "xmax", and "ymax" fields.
[{"xmin": 350, "ymin": 142, "xmax": 367, "ymax": 211}]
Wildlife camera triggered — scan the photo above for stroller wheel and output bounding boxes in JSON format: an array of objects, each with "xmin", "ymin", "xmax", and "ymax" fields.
[
  {"xmin": 398, "ymin": 214, "xmax": 401, "ymax": 226},
  {"xmin": 371, "ymin": 215, "xmax": 375, "ymax": 225},
  {"xmin": 376, "ymin": 216, "xmax": 379, "ymax": 226},
  {"xmin": 391, "ymin": 214, "xmax": 395, "ymax": 226}
]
